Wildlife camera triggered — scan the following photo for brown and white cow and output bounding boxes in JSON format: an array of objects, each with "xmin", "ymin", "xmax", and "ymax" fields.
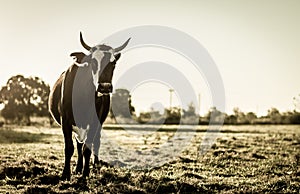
[{"xmin": 48, "ymin": 32, "xmax": 130, "ymax": 180}]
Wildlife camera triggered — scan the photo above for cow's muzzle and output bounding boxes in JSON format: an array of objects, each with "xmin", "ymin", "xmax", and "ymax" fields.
[{"xmin": 97, "ymin": 83, "xmax": 113, "ymax": 95}]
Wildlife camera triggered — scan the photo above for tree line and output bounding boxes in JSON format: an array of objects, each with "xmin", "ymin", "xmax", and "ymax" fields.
[
  {"xmin": 0, "ymin": 75, "xmax": 299, "ymax": 125},
  {"xmin": 107, "ymin": 88, "xmax": 300, "ymax": 125},
  {"xmin": 132, "ymin": 105, "xmax": 300, "ymax": 125}
]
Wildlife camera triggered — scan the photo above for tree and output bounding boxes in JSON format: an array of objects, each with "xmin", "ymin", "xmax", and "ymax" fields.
[
  {"xmin": 205, "ymin": 107, "xmax": 225, "ymax": 124},
  {"xmin": 137, "ymin": 108, "xmax": 164, "ymax": 124},
  {"xmin": 164, "ymin": 106, "xmax": 181, "ymax": 124},
  {"xmin": 0, "ymin": 75, "xmax": 50, "ymax": 125},
  {"xmin": 183, "ymin": 102, "xmax": 196, "ymax": 117},
  {"xmin": 225, "ymin": 114, "xmax": 237, "ymax": 124},
  {"xmin": 245, "ymin": 112, "xmax": 257, "ymax": 124},
  {"xmin": 233, "ymin": 107, "xmax": 247, "ymax": 124},
  {"xmin": 138, "ymin": 112, "xmax": 151, "ymax": 124},
  {"xmin": 181, "ymin": 102, "xmax": 200, "ymax": 125},
  {"xmin": 110, "ymin": 88, "xmax": 135, "ymax": 118},
  {"xmin": 289, "ymin": 111, "xmax": 300, "ymax": 124},
  {"xmin": 267, "ymin": 108, "xmax": 281, "ymax": 124}
]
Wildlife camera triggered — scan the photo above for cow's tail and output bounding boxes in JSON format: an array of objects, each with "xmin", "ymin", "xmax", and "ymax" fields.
[{"xmin": 48, "ymin": 72, "xmax": 64, "ymax": 126}]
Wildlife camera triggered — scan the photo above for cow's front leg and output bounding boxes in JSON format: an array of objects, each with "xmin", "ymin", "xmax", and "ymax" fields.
[
  {"xmin": 82, "ymin": 143, "xmax": 92, "ymax": 177},
  {"xmin": 62, "ymin": 121, "xmax": 74, "ymax": 181},
  {"xmin": 93, "ymin": 128, "xmax": 101, "ymax": 167},
  {"xmin": 75, "ymin": 139, "xmax": 83, "ymax": 174},
  {"xmin": 82, "ymin": 118, "xmax": 100, "ymax": 178}
]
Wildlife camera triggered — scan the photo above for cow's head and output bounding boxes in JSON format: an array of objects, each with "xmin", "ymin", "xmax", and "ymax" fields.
[{"xmin": 71, "ymin": 32, "xmax": 130, "ymax": 95}]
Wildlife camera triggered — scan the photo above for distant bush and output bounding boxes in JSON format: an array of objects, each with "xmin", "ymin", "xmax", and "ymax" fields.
[
  {"xmin": 0, "ymin": 75, "xmax": 50, "ymax": 125},
  {"xmin": 289, "ymin": 112, "xmax": 300, "ymax": 124}
]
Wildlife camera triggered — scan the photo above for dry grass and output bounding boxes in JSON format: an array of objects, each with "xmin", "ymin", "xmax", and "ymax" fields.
[{"xmin": 0, "ymin": 125, "xmax": 299, "ymax": 193}]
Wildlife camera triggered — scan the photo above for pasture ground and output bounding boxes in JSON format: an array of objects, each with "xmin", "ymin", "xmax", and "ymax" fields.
[{"xmin": 0, "ymin": 125, "xmax": 299, "ymax": 193}]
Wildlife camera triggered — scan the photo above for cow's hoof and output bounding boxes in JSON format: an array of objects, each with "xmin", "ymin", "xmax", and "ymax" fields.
[
  {"xmin": 78, "ymin": 175, "xmax": 87, "ymax": 182},
  {"xmin": 61, "ymin": 168, "xmax": 71, "ymax": 181},
  {"xmin": 61, "ymin": 173, "xmax": 71, "ymax": 181},
  {"xmin": 83, "ymin": 168, "xmax": 90, "ymax": 178},
  {"xmin": 93, "ymin": 155, "xmax": 100, "ymax": 168},
  {"xmin": 77, "ymin": 176, "xmax": 89, "ymax": 190},
  {"xmin": 75, "ymin": 165, "xmax": 83, "ymax": 174}
]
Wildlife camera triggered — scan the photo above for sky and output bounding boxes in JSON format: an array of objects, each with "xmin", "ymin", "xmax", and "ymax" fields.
[{"xmin": 0, "ymin": 0, "xmax": 299, "ymax": 116}]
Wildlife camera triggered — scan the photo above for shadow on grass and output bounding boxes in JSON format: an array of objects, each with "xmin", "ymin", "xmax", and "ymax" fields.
[{"xmin": 0, "ymin": 128, "xmax": 51, "ymax": 143}]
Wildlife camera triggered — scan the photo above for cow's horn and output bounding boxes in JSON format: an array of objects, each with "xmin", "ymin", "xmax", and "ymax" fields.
[
  {"xmin": 114, "ymin": 38, "xmax": 131, "ymax": 52},
  {"xmin": 80, "ymin": 32, "xmax": 91, "ymax": 51}
]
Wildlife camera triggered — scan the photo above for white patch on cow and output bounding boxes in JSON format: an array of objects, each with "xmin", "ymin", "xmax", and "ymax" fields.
[
  {"xmin": 109, "ymin": 49, "xmax": 115, "ymax": 62},
  {"xmin": 72, "ymin": 125, "xmax": 89, "ymax": 143},
  {"xmin": 90, "ymin": 47, "xmax": 115, "ymax": 89},
  {"xmin": 91, "ymin": 49, "xmax": 104, "ymax": 89},
  {"xmin": 75, "ymin": 62, "xmax": 88, "ymax": 67}
]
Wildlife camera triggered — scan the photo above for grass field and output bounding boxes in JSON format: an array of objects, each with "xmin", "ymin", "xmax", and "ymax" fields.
[{"xmin": 0, "ymin": 125, "xmax": 299, "ymax": 193}]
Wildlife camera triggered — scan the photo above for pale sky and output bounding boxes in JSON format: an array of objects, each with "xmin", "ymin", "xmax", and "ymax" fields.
[{"xmin": 0, "ymin": 0, "xmax": 299, "ymax": 116}]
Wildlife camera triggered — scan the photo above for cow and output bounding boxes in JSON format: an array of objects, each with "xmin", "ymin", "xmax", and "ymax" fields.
[{"xmin": 48, "ymin": 32, "xmax": 130, "ymax": 180}]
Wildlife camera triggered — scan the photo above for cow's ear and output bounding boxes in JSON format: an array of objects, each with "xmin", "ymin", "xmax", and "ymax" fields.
[
  {"xmin": 114, "ymin": 53, "xmax": 121, "ymax": 61},
  {"xmin": 70, "ymin": 52, "xmax": 86, "ymax": 63}
]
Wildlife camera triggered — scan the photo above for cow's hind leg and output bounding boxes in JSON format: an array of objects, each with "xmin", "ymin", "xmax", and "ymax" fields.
[
  {"xmin": 75, "ymin": 139, "xmax": 83, "ymax": 174},
  {"xmin": 61, "ymin": 121, "xmax": 74, "ymax": 180}
]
